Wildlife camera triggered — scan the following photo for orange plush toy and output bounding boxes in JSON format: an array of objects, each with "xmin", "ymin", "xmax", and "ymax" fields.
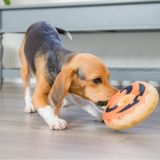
[{"xmin": 103, "ymin": 81, "xmax": 159, "ymax": 130}]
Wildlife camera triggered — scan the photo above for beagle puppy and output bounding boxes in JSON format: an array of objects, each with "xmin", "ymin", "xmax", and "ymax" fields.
[{"xmin": 19, "ymin": 21, "xmax": 118, "ymax": 130}]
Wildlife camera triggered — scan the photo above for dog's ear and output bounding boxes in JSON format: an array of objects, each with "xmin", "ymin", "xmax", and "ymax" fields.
[{"xmin": 49, "ymin": 66, "xmax": 75, "ymax": 115}]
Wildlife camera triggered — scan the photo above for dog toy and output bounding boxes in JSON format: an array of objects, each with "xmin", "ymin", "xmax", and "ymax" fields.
[{"xmin": 103, "ymin": 81, "xmax": 159, "ymax": 130}]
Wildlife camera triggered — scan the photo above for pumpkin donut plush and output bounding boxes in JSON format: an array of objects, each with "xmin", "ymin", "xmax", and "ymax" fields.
[{"xmin": 103, "ymin": 81, "xmax": 159, "ymax": 130}]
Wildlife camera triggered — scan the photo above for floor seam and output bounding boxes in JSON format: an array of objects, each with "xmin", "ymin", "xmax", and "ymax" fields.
[{"xmin": 118, "ymin": 128, "xmax": 146, "ymax": 143}]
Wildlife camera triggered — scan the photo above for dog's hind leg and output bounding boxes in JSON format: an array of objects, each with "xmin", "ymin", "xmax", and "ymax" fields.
[{"xmin": 19, "ymin": 35, "xmax": 36, "ymax": 113}]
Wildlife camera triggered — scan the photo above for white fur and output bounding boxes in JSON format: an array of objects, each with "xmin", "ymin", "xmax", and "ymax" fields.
[
  {"xmin": 65, "ymin": 32, "xmax": 72, "ymax": 40},
  {"xmin": 24, "ymin": 75, "xmax": 36, "ymax": 113},
  {"xmin": 69, "ymin": 94, "xmax": 103, "ymax": 121},
  {"xmin": 62, "ymin": 99, "xmax": 69, "ymax": 107},
  {"xmin": 38, "ymin": 105, "xmax": 68, "ymax": 130}
]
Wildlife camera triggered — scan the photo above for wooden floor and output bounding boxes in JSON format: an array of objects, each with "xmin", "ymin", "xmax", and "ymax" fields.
[{"xmin": 0, "ymin": 83, "xmax": 160, "ymax": 159}]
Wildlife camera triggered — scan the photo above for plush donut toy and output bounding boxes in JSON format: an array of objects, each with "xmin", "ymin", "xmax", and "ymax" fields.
[{"xmin": 103, "ymin": 81, "xmax": 159, "ymax": 130}]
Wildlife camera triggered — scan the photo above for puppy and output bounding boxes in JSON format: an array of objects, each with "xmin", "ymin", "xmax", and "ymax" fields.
[{"xmin": 19, "ymin": 21, "xmax": 118, "ymax": 130}]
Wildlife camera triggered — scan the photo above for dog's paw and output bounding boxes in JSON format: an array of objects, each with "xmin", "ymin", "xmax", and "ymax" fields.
[
  {"xmin": 62, "ymin": 99, "xmax": 69, "ymax": 107},
  {"xmin": 25, "ymin": 103, "xmax": 37, "ymax": 113},
  {"xmin": 38, "ymin": 105, "xmax": 68, "ymax": 130},
  {"xmin": 49, "ymin": 118, "xmax": 68, "ymax": 130}
]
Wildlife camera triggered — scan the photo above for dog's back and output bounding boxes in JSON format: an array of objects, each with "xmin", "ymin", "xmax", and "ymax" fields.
[{"xmin": 24, "ymin": 21, "xmax": 75, "ymax": 85}]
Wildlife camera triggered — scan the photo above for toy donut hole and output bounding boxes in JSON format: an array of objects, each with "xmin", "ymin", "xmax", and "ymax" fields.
[{"xmin": 118, "ymin": 94, "xmax": 135, "ymax": 106}]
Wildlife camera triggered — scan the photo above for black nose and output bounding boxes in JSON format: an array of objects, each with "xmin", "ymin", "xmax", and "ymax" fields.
[{"xmin": 96, "ymin": 101, "xmax": 108, "ymax": 106}]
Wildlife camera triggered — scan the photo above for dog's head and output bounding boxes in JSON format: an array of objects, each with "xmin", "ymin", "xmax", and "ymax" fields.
[{"xmin": 49, "ymin": 53, "xmax": 118, "ymax": 114}]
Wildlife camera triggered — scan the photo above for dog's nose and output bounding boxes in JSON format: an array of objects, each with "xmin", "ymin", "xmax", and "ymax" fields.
[{"xmin": 96, "ymin": 101, "xmax": 108, "ymax": 106}]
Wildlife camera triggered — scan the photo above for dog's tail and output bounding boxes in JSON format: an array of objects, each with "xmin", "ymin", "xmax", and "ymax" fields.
[{"xmin": 56, "ymin": 27, "xmax": 72, "ymax": 40}]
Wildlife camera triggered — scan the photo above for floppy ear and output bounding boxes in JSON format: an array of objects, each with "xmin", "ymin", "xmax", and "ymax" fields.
[{"xmin": 49, "ymin": 66, "xmax": 76, "ymax": 115}]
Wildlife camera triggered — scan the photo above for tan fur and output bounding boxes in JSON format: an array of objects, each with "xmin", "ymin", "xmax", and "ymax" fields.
[
  {"xmin": 31, "ymin": 54, "xmax": 51, "ymax": 110},
  {"xmin": 19, "ymin": 35, "xmax": 30, "ymax": 97}
]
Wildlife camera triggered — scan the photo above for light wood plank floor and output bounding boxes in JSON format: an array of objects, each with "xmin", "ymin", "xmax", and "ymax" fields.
[{"xmin": 0, "ymin": 83, "xmax": 160, "ymax": 159}]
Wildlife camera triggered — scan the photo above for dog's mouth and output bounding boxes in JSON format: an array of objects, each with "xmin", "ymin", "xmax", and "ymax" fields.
[{"xmin": 96, "ymin": 100, "xmax": 108, "ymax": 107}]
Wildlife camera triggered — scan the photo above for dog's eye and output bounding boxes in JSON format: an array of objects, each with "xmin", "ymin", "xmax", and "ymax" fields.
[{"xmin": 92, "ymin": 78, "xmax": 102, "ymax": 84}]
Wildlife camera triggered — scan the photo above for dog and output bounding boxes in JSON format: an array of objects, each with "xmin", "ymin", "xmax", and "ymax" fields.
[{"xmin": 19, "ymin": 21, "xmax": 118, "ymax": 130}]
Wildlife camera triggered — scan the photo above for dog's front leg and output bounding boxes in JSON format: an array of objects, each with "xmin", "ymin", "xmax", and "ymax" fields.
[
  {"xmin": 38, "ymin": 105, "xmax": 68, "ymax": 130},
  {"xmin": 69, "ymin": 94, "xmax": 103, "ymax": 121},
  {"xmin": 32, "ymin": 82, "xmax": 68, "ymax": 130}
]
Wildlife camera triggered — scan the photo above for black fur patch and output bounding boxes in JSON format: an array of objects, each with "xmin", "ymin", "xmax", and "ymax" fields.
[
  {"xmin": 24, "ymin": 21, "xmax": 76, "ymax": 85},
  {"xmin": 46, "ymin": 49, "xmax": 76, "ymax": 86},
  {"xmin": 76, "ymin": 67, "xmax": 86, "ymax": 80}
]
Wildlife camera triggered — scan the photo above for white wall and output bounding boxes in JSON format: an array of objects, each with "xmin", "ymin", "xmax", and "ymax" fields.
[{"xmin": 3, "ymin": 32, "xmax": 160, "ymax": 68}]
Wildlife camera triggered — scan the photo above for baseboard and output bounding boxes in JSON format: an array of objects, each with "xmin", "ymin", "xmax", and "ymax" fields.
[{"xmin": 3, "ymin": 78, "xmax": 36, "ymax": 84}]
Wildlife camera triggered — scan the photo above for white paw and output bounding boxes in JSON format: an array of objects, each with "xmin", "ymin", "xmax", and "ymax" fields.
[
  {"xmin": 25, "ymin": 103, "xmax": 37, "ymax": 113},
  {"xmin": 49, "ymin": 118, "xmax": 68, "ymax": 130},
  {"xmin": 62, "ymin": 99, "xmax": 69, "ymax": 107},
  {"xmin": 38, "ymin": 105, "xmax": 68, "ymax": 130}
]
